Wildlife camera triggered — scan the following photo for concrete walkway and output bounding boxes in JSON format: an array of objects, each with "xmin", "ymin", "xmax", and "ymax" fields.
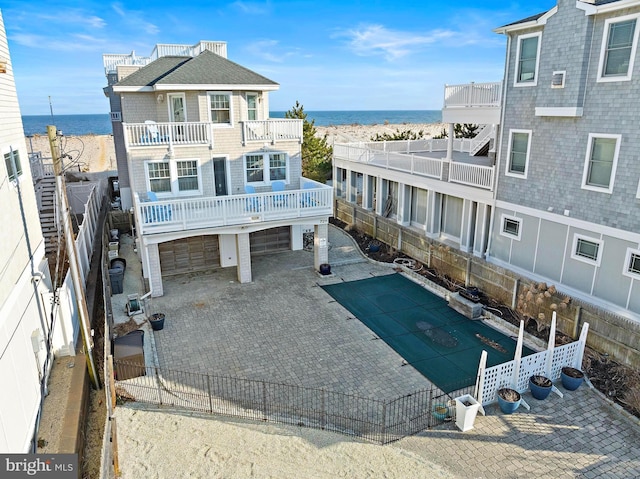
[{"xmin": 132, "ymin": 226, "xmax": 640, "ymax": 478}]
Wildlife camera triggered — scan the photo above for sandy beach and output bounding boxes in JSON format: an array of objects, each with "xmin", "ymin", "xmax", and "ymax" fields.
[{"xmin": 25, "ymin": 122, "xmax": 443, "ymax": 172}]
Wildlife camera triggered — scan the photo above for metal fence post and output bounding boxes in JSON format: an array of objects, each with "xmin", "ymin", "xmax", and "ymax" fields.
[
  {"xmin": 155, "ymin": 366, "xmax": 162, "ymax": 405},
  {"xmin": 207, "ymin": 374, "xmax": 213, "ymax": 414},
  {"xmin": 321, "ymin": 389, "xmax": 326, "ymax": 430},
  {"xmin": 381, "ymin": 401, "xmax": 387, "ymax": 445},
  {"xmin": 262, "ymin": 381, "xmax": 268, "ymax": 421}
]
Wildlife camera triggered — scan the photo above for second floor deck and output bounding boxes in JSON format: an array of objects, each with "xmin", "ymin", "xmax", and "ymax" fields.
[
  {"xmin": 442, "ymin": 82, "xmax": 502, "ymax": 125},
  {"xmin": 134, "ymin": 178, "xmax": 332, "ymax": 235}
]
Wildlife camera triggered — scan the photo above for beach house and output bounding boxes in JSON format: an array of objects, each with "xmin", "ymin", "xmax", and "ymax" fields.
[
  {"xmin": 0, "ymin": 10, "xmax": 55, "ymax": 452},
  {"xmin": 487, "ymin": 0, "xmax": 640, "ymax": 319},
  {"xmin": 334, "ymin": 0, "xmax": 640, "ymax": 325},
  {"xmin": 103, "ymin": 42, "xmax": 332, "ymax": 296}
]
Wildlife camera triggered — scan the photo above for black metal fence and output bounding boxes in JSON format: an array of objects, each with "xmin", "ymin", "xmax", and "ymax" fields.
[{"xmin": 114, "ymin": 361, "xmax": 475, "ymax": 444}]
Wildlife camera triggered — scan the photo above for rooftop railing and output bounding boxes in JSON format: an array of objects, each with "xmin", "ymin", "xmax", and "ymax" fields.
[{"xmin": 444, "ymin": 82, "xmax": 502, "ymax": 108}]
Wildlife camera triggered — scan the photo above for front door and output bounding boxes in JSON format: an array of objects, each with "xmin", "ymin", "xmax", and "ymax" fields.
[{"xmin": 213, "ymin": 157, "xmax": 228, "ymax": 196}]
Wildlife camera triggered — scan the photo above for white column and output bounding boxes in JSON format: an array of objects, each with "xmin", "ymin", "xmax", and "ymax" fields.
[
  {"xmin": 473, "ymin": 203, "xmax": 491, "ymax": 257},
  {"xmin": 397, "ymin": 183, "xmax": 411, "ymax": 225},
  {"xmin": 460, "ymin": 199, "xmax": 475, "ymax": 252},
  {"xmin": 362, "ymin": 174, "xmax": 371, "ymax": 210},
  {"xmin": 426, "ymin": 190, "xmax": 441, "ymax": 236},
  {"xmin": 446, "ymin": 123, "xmax": 454, "ymax": 160},
  {"xmin": 147, "ymin": 243, "xmax": 164, "ymax": 297},
  {"xmin": 314, "ymin": 222, "xmax": 329, "ymax": 269},
  {"xmin": 236, "ymin": 233, "xmax": 252, "ymax": 283}
]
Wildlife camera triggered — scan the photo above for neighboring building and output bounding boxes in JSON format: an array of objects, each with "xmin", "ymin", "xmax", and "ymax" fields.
[
  {"xmin": 103, "ymin": 42, "xmax": 332, "ymax": 296},
  {"xmin": 333, "ymin": 0, "xmax": 640, "ymax": 320},
  {"xmin": 0, "ymin": 10, "xmax": 55, "ymax": 452},
  {"xmin": 488, "ymin": 0, "xmax": 640, "ymax": 318}
]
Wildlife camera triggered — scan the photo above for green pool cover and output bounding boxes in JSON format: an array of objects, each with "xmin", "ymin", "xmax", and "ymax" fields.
[{"xmin": 322, "ymin": 274, "xmax": 533, "ymax": 393}]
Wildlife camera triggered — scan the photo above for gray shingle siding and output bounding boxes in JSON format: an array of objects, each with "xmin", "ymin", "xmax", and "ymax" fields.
[{"xmin": 497, "ymin": 1, "xmax": 640, "ymax": 233}]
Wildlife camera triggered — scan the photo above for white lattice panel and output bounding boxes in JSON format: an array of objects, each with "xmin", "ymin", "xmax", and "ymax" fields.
[
  {"xmin": 517, "ymin": 351, "xmax": 548, "ymax": 391},
  {"xmin": 550, "ymin": 342, "xmax": 581, "ymax": 379},
  {"xmin": 481, "ymin": 360, "xmax": 515, "ymax": 404}
]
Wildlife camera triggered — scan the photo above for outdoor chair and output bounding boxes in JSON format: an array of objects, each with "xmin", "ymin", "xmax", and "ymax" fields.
[
  {"xmin": 143, "ymin": 190, "xmax": 172, "ymax": 223},
  {"xmin": 244, "ymin": 184, "xmax": 261, "ymax": 212},
  {"xmin": 271, "ymin": 181, "xmax": 287, "ymax": 207},
  {"xmin": 300, "ymin": 182, "xmax": 318, "ymax": 207},
  {"xmin": 141, "ymin": 120, "xmax": 167, "ymax": 143}
]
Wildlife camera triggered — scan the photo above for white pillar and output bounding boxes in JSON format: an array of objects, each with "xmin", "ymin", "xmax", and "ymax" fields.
[
  {"xmin": 314, "ymin": 222, "xmax": 329, "ymax": 270},
  {"xmin": 397, "ymin": 183, "xmax": 411, "ymax": 225},
  {"xmin": 460, "ymin": 199, "xmax": 475, "ymax": 253},
  {"xmin": 147, "ymin": 243, "xmax": 164, "ymax": 297},
  {"xmin": 473, "ymin": 203, "xmax": 491, "ymax": 257},
  {"xmin": 236, "ymin": 233, "xmax": 252, "ymax": 283},
  {"xmin": 446, "ymin": 123, "xmax": 454, "ymax": 160}
]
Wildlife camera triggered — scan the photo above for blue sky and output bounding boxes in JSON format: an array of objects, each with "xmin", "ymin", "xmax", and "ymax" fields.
[{"xmin": 2, "ymin": 1, "xmax": 554, "ymax": 115}]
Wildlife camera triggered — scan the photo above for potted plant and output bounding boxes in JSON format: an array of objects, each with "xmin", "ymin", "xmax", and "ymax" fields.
[
  {"xmin": 529, "ymin": 375, "xmax": 553, "ymax": 400},
  {"xmin": 497, "ymin": 388, "xmax": 521, "ymax": 414},
  {"xmin": 149, "ymin": 313, "xmax": 165, "ymax": 331},
  {"xmin": 432, "ymin": 403, "xmax": 450, "ymax": 421},
  {"xmin": 561, "ymin": 367, "xmax": 585, "ymax": 391},
  {"xmin": 319, "ymin": 263, "xmax": 331, "ymax": 275},
  {"xmin": 368, "ymin": 240, "xmax": 381, "ymax": 253},
  {"xmin": 454, "ymin": 394, "xmax": 480, "ymax": 432}
]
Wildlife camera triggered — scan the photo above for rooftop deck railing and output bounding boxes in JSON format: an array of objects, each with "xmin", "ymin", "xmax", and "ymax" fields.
[
  {"xmin": 444, "ymin": 82, "xmax": 502, "ymax": 108},
  {"xmin": 334, "ymin": 141, "xmax": 495, "ymax": 191},
  {"xmin": 134, "ymin": 178, "xmax": 332, "ymax": 235}
]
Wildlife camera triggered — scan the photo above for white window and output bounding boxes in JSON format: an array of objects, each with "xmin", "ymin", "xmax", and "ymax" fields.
[
  {"xmin": 505, "ymin": 129, "xmax": 531, "ymax": 178},
  {"xmin": 244, "ymin": 152, "xmax": 289, "ymax": 185},
  {"xmin": 246, "ymin": 93, "xmax": 258, "ymax": 121},
  {"xmin": 146, "ymin": 158, "xmax": 202, "ymax": 196},
  {"xmin": 208, "ymin": 92, "xmax": 233, "ymax": 125},
  {"xmin": 571, "ymin": 234, "xmax": 603, "ymax": 266},
  {"xmin": 514, "ymin": 32, "xmax": 541, "ymax": 86},
  {"xmin": 581, "ymin": 133, "xmax": 621, "ymax": 193},
  {"xmin": 147, "ymin": 161, "xmax": 171, "ymax": 193},
  {"xmin": 623, "ymin": 248, "xmax": 640, "ymax": 279},
  {"xmin": 4, "ymin": 149, "xmax": 23, "ymax": 181},
  {"xmin": 598, "ymin": 14, "xmax": 640, "ymax": 82},
  {"xmin": 500, "ymin": 214, "xmax": 522, "ymax": 241}
]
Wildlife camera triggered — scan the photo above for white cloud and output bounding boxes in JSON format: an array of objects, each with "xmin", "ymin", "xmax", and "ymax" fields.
[
  {"xmin": 232, "ymin": 1, "xmax": 270, "ymax": 15},
  {"xmin": 111, "ymin": 2, "xmax": 159, "ymax": 35},
  {"xmin": 245, "ymin": 40, "xmax": 298, "ymax": 63},
  {"xmin": 337, "ymin": 24, "xmax": 457, "ymax": 61}
]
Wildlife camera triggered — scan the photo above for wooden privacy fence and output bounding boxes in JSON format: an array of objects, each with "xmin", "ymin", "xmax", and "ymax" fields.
[{"xmin": 113, "ymin": 362, "xmax": 475, "ymax": 445}]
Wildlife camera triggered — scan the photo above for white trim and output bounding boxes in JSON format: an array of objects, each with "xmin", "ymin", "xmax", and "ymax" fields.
[
  {"xmin": 495, "ymin": 199, "xmax": 640, "ymax": 244},
  {"xmin": 637, "ymin": 178, "xmax": 640, "ymax": 199},
  {"xmin": 623, "ymin": 247, "xmax": 640, "ymax": 279},
  {"xmin": 113, "ymin": 84, "xmax": 279, "ymax": 93},
  {"xmin": 571, "ymin": 233, "xmax": 603, "ymax": 266},
  {"xmin": 144, "ymin": 157, "xmax": 203, "ymax": 197},
  {"xmin": 494, "ymin": 6, "xmax": 557, "ymax": 34},
  {"xmin": 505, "ymin": 129, "xmax": 532, "ymax": 178},
  {"xmin": 535, "ymin": 107, "xmax": 583, "ymax": 117},
  {"xmin": 514, "ymin": 32, "xmax": 542, "ymax": 87},
  {"xmin": 245, "ymin": 92, "xmax": 259, "ymax": 121},
  {"xmin": 596, "ymin": 13, "xmax": 640, "ymax": 83},
  {"xmin": 578, "ymin": 0, "xmax": 640, "ymax": 16},
  {"xmin": 500, "ymin": 213, "xmax": 522, "ymax": 241},
  {"xmin": 207, "ymin": 91, "xmax": 234, "ymax": 128},
  {"xmin": 580, "ymin": 133, "xmax": 621, "ymax": 194},
  {"xmin": 243, "ymin": 151, "xmax": 290, "ymax": 186},
  {"xmin": 167, "ymin": 92, "xmax": 187, "ymax": 123}
]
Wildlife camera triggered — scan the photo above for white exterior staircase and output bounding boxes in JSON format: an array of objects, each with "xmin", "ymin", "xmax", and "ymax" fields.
[{"xmin": 469, "ymin": 125, "xmax": 495, "ymax": 157}]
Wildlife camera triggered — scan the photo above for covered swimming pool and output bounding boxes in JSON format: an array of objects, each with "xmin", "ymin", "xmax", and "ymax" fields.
[{"xmin": 322, "ymin": 274, "xmax": 534, "ymax": 393}]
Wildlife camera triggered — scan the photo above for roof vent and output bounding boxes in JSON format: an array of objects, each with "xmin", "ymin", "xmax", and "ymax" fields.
[{"xmin": 552, "ymin": 71, "xmax": 566, "ymax": 88}]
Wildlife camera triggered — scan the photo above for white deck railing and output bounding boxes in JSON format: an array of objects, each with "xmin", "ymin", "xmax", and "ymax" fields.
[
  {"xmin": 123, "ymin": 122, "xmax": 212, "ymax": 148},
  {"xmin": 242, "ymin": 119, "xmax": 303, "ymax": 144},
  {"xmin": 444, "ymin": 82, "xmax": 502, "ymax": 108},
  {"xmin": 334, "ymin": 143, "xmax": 495, "ymax": 190},
  {"xmin": 134, "ymin": 179, "xmax": 332, "ymax": 235}
]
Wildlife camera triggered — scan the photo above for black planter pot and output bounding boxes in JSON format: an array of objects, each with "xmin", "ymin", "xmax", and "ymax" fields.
[
  {"xmin": 149, "ymin": 313, "xmax": 165, "ymax": 331},
  {"xmin": 319, "ymin": 263, "xmax": 331, "ymax": 275}
]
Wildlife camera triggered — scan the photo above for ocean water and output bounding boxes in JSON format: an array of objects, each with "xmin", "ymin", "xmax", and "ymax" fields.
[{"xmin": 21, "ymin": 110, "xmax": 442, "ymax": 136}]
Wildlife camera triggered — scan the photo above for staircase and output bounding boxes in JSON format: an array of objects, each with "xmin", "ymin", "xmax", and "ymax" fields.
[
  {"xmin": 469, "ymin": 125, "xmax": 495, "ymax": 157},
  {"xmin": 35, "ymin": 176, "xmax": 59, "ymax": 255}
]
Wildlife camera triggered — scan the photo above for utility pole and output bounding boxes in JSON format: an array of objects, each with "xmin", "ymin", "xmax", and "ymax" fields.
[{"xmin": 47, "ymin": 125, "xmax": 101, "ymax": 389}]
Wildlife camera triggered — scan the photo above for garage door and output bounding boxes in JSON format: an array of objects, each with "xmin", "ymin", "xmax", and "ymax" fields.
[
  {"xmin": 159, "ymin": 235, "xmax": 220, "ymax": 276},
  {"xmin": 250, "ymin": 226, "xmax": 291, "ymax": 255}
]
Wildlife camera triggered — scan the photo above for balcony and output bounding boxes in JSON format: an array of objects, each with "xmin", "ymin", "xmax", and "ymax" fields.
[
  {"xmin": 123, "ymin": 122, "xmax": 212, "ymax": 149},
  {"xmin": 442, "ymin": 81, "xmax": 502, "ymax": 125},
  {"xmin": 134, "ymin": 178, "xmax": 332, "ymax": 235},
  {"xmin": 123, "ymin": 119, "xmax": 304, "ymax": 149},
  {"xmin": 333, "ymin": 140, "xmax": 495, "ymax": 191},
  {"xmin": 242, "ymin": 119, "xmax": 303, "ymax": 145}
]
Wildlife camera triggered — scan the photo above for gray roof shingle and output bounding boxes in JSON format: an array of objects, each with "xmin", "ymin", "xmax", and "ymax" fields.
[{"xmin": 116, "ymin": 50, "xmax": 278, "ymax": 88}]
